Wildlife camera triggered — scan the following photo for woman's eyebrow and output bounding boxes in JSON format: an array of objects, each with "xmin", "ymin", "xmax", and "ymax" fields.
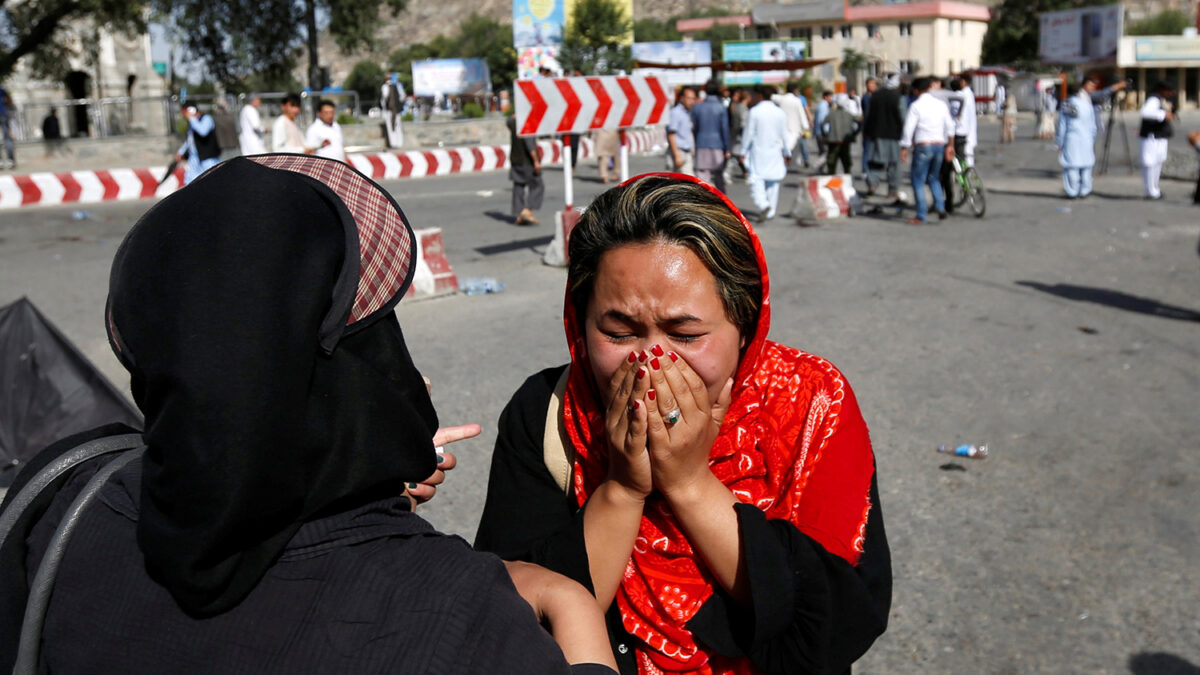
[{"xmin": 600, "ymin": 310, "xmax": 704, "ymax": 325}]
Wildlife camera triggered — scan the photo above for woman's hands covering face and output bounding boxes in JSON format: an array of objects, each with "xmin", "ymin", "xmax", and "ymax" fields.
[
  {"xmin": 602, "ymin": 351, "xmax": 654, "ymax": 501},
  {"xmin": 642, "ymin": 345, "xmax": 734, "ymax": 497}
]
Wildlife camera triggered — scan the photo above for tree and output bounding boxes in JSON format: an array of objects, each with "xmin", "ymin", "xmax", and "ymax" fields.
[
  {"xmin": 633, "ymin": 18, "xmax": 680, "ymax": 43},
  {"xmin": 558, "ymin": 0, "xmax": 633, "ymax": 75},
  {"xmin": 343, "ymin": 60, "xmax": 384, "ymax": 110},
  {"xmin": 453, "ymin": 13, "xmax": 517, "ymax": 92},
  {"xmin": 0, "ymin": 0, "xmax": 148, "ymax": 82},
  {"xmin": 154, "ymin": 0, "xmax": 406, "ymax": 89},
  {"xmin": 981, "ymin": 0, "xmax": 1117, "ymax": 69},
  {"xmin": 1126, "ymin": 9, "xmax": 1191, "ymax": 36}
]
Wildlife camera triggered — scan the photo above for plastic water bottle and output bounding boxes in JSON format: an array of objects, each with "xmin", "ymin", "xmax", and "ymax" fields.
[
  {"xmin": 937, "ymin": 443, "xmax": 988, "ymax": 459},
  {"xmin": 70, "ymin": 210, "xmax": 92, "ymax": 221},
  {"xmin": 458, "ymin": 277, "xmax": 506, "ymax": 296}
]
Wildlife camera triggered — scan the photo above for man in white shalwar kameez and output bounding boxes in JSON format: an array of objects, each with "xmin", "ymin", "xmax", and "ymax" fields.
[
  {"xmin": 1139, "ymin": 81, "xmax": 1175, "ymax": 200},
  {"xmin": 741, "ymin": 86, "xmax": 791, "ymax": 221}
]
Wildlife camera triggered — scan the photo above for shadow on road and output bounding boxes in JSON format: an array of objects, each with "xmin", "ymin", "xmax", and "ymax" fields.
[
  {"xmin": 474, "ymin": 235, "xmax": 554, "ymax": 256},
  {"xmin": 482, "ymin": 210, "xmax": 515, "ymax": 224},
  {"xmin": 1017, "ymin": 281, "xmax": 1200, "ymax": 322},
  {"xmin": 1128, "ymin": 651, "xmax": 1200, "ymax": 675}
]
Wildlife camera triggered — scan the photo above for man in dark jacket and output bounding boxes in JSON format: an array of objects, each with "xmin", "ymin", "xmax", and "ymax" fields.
[
  {"xmin": 862, "ymin": 73, "xmax": 906, "ymax": 200},
  {"xmin": 507, "ymin": 115, "xmax": 543, "ymax": 224},
  {"xmin": 691, "ymin": 79, "xmax": 731, "ymax": 192}
]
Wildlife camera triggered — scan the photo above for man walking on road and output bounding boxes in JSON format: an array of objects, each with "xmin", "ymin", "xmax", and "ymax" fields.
[
  {"xmin": 174, "ymin": 103, "xmax": 221, "ymax": 185},
  {"xmin": 773, "ymin": 85, "xmax": 809, "ymax": 170},
  {"xmin": 741, "ymin": 86, "xmax": 790, "ymax": 222},
  {"xmin": 239, "ymin": 95, "xmax": 266, "ymax": 155},
  {"xmin": 507, "ymin": 115, "xmax": 543, "ymax": 225},
  {"xmin": 666, "ymin": 86, "xmax": 697, "ymax": 175},
  {"xmin": 900, "ymin": 77, "xmax": 955, "ymax": 224},
  {"xmin": 814, "ymin": 90, "xmax": 833, "ymax": 159},
  {"xmin": 863, "ymin": 73, "xmax": 906, "ymax": 200},
  {"xmin": 692, "ymin": 79, "xmax": 730, "ymax": 192},
  {"xmin": 306, "ymin": 100, "xmax": 346, "ymax": 162}
]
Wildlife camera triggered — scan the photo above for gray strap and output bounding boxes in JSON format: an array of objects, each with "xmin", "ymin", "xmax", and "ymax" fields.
[
  {"xmin": 0, "ymin": 433, "xmax": 143, "ymax": 553},
  {"xmin": 13, "ymin": 447, "xmax": 143, "ymax": 675}
]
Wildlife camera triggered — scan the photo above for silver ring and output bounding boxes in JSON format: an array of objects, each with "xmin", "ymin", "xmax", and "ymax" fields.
[{"xmin": 664, "ymin": 408, "xmax": 682, "ymax": 424}]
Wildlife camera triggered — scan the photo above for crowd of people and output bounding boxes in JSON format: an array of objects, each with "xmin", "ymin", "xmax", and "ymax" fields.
[
  {"xmin": 661, "ymin": 74, "xmax": 980, "ymax": 225},
  {"xmin": 174, "ymin": 92, "xmax": 349, "ymax": 185},
  {"xmin": 658, "ymin": 71, "xmax": 1199, "ymax": 223}
]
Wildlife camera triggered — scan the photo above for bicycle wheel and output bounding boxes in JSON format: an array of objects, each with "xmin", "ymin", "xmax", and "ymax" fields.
[
  {"xmin": 953, "ymin": 173, "xmax": 969, "ymax": 208},
  {"xmin": 965, "ymin": 168, "xmax": 986, "ymax": 217}
]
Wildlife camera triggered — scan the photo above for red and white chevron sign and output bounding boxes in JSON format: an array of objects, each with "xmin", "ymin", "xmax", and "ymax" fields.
[{"xmin": 515, "ymin": 75, "xmax": 671, "ymax": 137}]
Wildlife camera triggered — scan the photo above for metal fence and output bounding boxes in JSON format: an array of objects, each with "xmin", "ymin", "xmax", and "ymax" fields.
[{"xmin": 13, "ymin": 96, "xmax": 176, "ymax": 141}]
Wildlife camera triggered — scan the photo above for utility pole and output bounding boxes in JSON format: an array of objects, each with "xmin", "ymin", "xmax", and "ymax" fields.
[{"xmin": 306, "ymin": 0, "xmax": 320, "ymax": 91}]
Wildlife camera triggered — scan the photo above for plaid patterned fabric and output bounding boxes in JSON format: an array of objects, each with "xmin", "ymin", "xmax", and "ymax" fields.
[{"xmin": 247, "ymin": 155, "xmax": 414, "ymax": 325}]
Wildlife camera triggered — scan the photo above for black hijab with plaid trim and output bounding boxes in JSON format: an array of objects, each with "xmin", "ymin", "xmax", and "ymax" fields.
[{"xmin": 105, "ymin": 155, "xmax": 437, "ymax": 617}]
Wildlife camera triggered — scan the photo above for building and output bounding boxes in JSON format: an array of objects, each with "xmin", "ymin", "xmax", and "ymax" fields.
[
  {"xmin": 753, "ymin": 0, "xmax": 991, "ymax": 85},
  {"xmin": 5, "ymin": 22, "xmax": 168, "ymax": 140},
  {"xmin": 1117, "ymin": 34, "xmax": 1200, "ymax": 108}
]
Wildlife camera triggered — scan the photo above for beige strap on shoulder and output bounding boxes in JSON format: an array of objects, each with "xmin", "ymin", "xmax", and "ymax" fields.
[{"xmin": 543, "ymin": 367, "xmax": 574, "ymax": 493}]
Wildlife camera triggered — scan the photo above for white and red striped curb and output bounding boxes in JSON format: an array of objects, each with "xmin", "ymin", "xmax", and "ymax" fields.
[
  {"xmin": 0, "ymin": 128, "xmax": 667, "ymax": 209},
  {"xmin": 515, "ymin": 75, "xmax": 670, "ymax": 137},
  {"xmin": 803, "ymin": 175, "xmax": 856, "ymax": 219}
]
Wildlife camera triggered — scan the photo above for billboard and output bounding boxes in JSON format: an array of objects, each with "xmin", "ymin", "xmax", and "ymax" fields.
[
  {"xmin": 1039, "ymin": 5, "xmax": 1123, "ymax": 64},
  {"xmin": 411, "ymin": 59, "xmax": 492, "ymax": 97},
  {"xmin": 720, "ymin": 40, "xmax": 807, "ymax": 85},
  {"xmin": 514, "ymin": 0, "xmax": 565, "ymax": 48},
  {"xmin": 517, "ymin": 46, "xmax": 562, "ymax": 79},
  {"xmin": 632, "ymin": 41, "xmax": 713, "ymax": 87}
]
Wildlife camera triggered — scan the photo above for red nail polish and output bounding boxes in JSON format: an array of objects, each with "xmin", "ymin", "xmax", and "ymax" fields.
[
  {"xmin": 636, "ymin": 367, "xmax": 646, "ymax": 380},
  {"xmin": 638, "ymin": 351, "xmax": 648, "ymax": 362},
  {"xmin": 647, "ymin": 389, "xmax": 656, "ymax": 401},
  {"xmin": 668, "ymin": 351, "xmax": 679, "ymax": 362},
  {"xmin": 651, "ymin": 344, "xmax": 664, "ymax": 357},
  {"xmin": 632, "ymin": 400, "xmax": 641, "ymax": 410},
  {"xmin": 650, "ymin": 357, "xmax": 660, "ymax": 371},
  {"xmin": 628, "ymin": 351, "xmax": 637, "ymax": 363}
]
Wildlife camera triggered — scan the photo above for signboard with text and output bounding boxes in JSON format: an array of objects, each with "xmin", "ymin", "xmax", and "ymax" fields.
[
  {"xmin": 411, "ymin": 59, "xmax": 491, "ymax": 97},
  {"xmin": 721, "ymin": 40, "xmax": 808, "ymax": 85},
  {"xmin": 632, "ymin": 41, "xmax": 713, "ymax": 87},
  {"xmin": 1039, "ymin": 5, "xmax": 1123, "ymax": 64}
]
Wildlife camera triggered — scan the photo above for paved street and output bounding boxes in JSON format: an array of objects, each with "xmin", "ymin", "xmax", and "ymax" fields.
[{"xmin": 2, "ymin": 120, "xmax": 1198, "ymax": 673}]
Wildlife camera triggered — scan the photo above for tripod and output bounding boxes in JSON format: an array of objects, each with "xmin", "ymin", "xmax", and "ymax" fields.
[{"xmin": 1097, "ymin": 90, "xmax": 1134, "ymax": 175}]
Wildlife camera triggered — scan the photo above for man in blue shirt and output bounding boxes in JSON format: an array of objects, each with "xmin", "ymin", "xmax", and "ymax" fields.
[
  {"xmin": 813, "ymin": 90, "xmax": 832, "ymax": 160},
  {"xmin": 0, "ymin": 87, "xmax": 16, "ymax": 170},
  {"xmin": 691, "ymin": 79, "xmax": 730, "ymax": 192},
  {"xmin": 666, "ymin": 86, "xmax": 697, "ymax": 175},
  {"xmin": 173, "ymin": 103, "xmax": 221, "ymax": 184}
]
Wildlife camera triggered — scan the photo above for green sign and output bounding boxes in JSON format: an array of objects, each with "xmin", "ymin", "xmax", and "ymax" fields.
[{"xmin": 153, "ymin": 61, "xmax": 167, "ymax": 76}]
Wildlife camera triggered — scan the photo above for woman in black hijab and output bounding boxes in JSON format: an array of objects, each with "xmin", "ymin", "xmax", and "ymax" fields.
[{"xmin": 4, "ymin": 155, "xmax": 616, "ymax": 674}]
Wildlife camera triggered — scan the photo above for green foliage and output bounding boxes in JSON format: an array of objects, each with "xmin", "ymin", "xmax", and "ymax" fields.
[
  {"xmin": 336, "ymin": 112, "xmax": 358, "ymax": 124},
  {"xmin": 461, "ymin": 102, "xmax": 485, "ymax": 118},
  {"xmin": 1126, "ymin": 9, "xmax": 1191, "ymax": 36},
  {"xmin": 0, "ymin": 0, "xmax": 150, "ymax": 81},
  {"xmin": 981, "ymin": 0, "xmax": 1118, "ymax": 67},
  {"xmin": 344, "ymin": 60, "xmax": 385, "ymax": 107},
  {"xmin": 558, "ymin": 0, "xmax": 634, "ymax": 75},
  {"xmin": 840, "ymin": 48, "xmax": 871, "ymax": 76},
  {"xmin": 634, "ymin": 18, "xmax": 680, "ymax": 43},
  {"xmin": 154, "ymin": 0, "xmax": 406, "ymax": 88},
  {"xmin": 401, "ymin": 112, "xmax": 414, "ymax": 122}
]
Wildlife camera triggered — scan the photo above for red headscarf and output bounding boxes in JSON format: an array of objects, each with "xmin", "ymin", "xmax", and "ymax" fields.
[{"xmin": 560, "ymin": 174, "xmax": 875, "ymax": 674}]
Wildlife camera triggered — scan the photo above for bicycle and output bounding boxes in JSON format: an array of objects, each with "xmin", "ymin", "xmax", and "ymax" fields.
[{"xmin": 950, "ymin": 155, "xmax": 986, "ymax": 217}]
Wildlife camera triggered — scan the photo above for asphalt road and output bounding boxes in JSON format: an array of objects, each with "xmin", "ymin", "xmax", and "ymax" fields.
[{"xmin": 2, "ymin": 121, "xmax": 1198, "ymax": 673}]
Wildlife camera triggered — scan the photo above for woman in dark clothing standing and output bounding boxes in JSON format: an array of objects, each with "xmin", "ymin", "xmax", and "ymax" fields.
[
  {"xmin": 476, "ymin": 173, "xmax": 891, "ymax": 674},
  {"xmin": 1, "ymin": 155, "xmax": 615, "ymax": 675}
]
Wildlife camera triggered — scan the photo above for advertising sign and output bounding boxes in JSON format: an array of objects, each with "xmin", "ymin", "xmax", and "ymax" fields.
[
  {"xmin": 1039, "ymin": 5, "xmax": 1123, "ymax": 64},
  {"xmin": 514, "ymin": 0, "xmax": 565, "ymax": 49},
  {"xmin": 631, "ymin": 41, "xmax": 713, "ymax": 86},
  {"xmin": 411, "ymin": 59, "xmax": 492, "ymax": 97},
  {"xmin": 517, "ymin": 46, "xmax": 562, "ymax": 79},
  {"xmin": 720, "ymin": 40, "xmax": 807, "ymax": 85},
  {"xmin": 1133, "ymin": 36, "xmax": 1200, "ymax": 62}
]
